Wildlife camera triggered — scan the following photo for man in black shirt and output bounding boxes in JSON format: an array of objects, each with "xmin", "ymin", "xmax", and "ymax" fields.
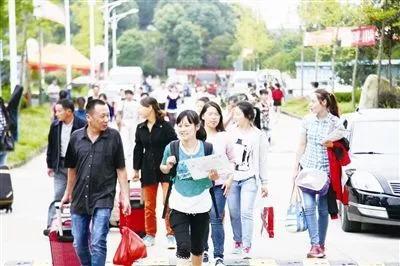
[{"xmin": 61, "ymin": 99, "xmax": 130, "ymax": 266}]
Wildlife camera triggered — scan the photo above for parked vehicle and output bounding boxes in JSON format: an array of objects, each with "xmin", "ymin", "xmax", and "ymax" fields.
[
  {"xmin": 229, "ymin": 71, "xmax": 257, "ymax": 94},
  {"xmin": 103, "ymin": 66, "xmax": 143, "ymax": 102},
  {"xmin": 340, "ymin": 108, "xmax": 400, "ymax": 232}
]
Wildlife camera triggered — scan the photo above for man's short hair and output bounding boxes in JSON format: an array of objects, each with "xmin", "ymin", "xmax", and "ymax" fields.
[
  {"xmin": 86, "ymin": 99, "xmax": 106, "ymax": 114},
  {"xmin": 56, "ymin": 99, "xmax": 74, "ymax": 112},
  {"xmin": 125, "ymin": 89, "xmax": 134, "ymax": 95},
  {"xmin": 259, "ymin": 89, "xmax": 268, "ymax": 95}
]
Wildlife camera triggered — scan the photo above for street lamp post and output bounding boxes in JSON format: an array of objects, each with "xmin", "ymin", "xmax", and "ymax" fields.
[
  {"xmin": 102, "ymin": 0, "xmax": 127, "ymax": 79},
  {"xmin": 110, "ymin": 8, "xmax": 138, "ymax": 68}
]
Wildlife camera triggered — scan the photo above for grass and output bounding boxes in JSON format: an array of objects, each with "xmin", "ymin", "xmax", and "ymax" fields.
[
  {"xmin": 8, "ymin": 104, "xmax": 51, "ymax": 167},
  {"xmin": 282, "ymin": 97, "xmax": 357, "ymax": 118}
]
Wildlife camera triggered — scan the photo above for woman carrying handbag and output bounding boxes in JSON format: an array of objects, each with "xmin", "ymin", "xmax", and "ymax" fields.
[{"xmin": 292, "ymin": 89, "xmax": 345, "ymax": 258}]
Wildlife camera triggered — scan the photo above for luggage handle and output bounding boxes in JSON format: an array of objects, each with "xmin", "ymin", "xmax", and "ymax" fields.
[{"xmin": 55, "ymin": 201, "xmax": 71, "ymax": 237}]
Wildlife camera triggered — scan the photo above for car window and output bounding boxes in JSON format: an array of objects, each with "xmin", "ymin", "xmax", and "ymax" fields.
[{"xmin": 350, "ymin": 120, "xmax": 400, "ymax": 154}]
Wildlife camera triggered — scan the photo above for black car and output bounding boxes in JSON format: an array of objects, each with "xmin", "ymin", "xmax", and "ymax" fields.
[{"xmin": 340, "ymin": 109, "xmax": 400, "ymax": 232}]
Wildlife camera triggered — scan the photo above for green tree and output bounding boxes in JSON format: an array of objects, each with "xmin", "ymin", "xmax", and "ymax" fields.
[
  {"xmin": 205, "ymin": 33, "xmax": 235, "ymax": 68},
  {"xmin": 70, "ymin": 1, "xmax": 104, "ymax": 57},
  {"xmin": 136, "ymin": 0, "xmax": 158, "ymax": 30},
  {"xmin": 174, "ymin": 21, "xmax": 203, "ymax": 68},
  {"xmin": 232, "ymin": 6, "xmax": 274, "ymax": 70}
]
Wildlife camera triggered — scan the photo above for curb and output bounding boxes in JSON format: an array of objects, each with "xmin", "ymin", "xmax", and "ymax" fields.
[
  {"xmin": 282, "ymin": 110, "xmax": 302, "ymax": 120},
  {"xmin": 9, "ymin": 146, "xmax": 47, "ymax": 169}
]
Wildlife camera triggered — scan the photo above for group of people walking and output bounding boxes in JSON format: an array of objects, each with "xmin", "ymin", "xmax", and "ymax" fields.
[{"xmin": 43, "ymin": 82, "xmax": 345, "ymax": 266}]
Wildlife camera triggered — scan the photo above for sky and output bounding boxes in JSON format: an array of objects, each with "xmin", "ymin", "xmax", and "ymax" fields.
[{"xmin": 225, "ymin": 0, "xmax": 302, "ymax": 29}]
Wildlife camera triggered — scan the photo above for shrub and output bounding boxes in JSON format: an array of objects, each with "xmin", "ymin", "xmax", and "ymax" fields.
[
  {"xmin": 334, "ymin": 90, "xmax": 361, "ymax": 103},
  {"xmin": 378, "ymin": 89, "xmax": 400, "ymax": 108}
]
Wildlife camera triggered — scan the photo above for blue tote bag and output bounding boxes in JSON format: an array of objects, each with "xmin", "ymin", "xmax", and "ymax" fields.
[{"xmin": 285, "ymin": 185, "xmax": 307, "ymax": 233}]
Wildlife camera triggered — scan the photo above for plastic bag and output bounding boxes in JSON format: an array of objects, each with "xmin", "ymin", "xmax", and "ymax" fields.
[
  {"xmin": 113, "ymin": 226, "xmax": 147, "ymax": 266},
  {"xmin": 260, "ymin": 197, "xmax": 274, "ymax": 238},
  {"xmin": 285, "ymin": 186, "xmax": 308, "ymax": 233}
]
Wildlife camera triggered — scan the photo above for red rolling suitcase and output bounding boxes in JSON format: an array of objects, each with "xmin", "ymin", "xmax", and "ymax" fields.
[
  {"xmin": 119, "ymin": 187, "xmax": 145, "ymax": 237},
  {"xmin": 49, "ymin": 202, "xmax": 80, "ymax": 266}
]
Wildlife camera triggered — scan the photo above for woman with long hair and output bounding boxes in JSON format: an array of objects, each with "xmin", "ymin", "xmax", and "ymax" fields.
[
  {"xmin": 292, "ymin": 89, "xmax": 345, "ymax": 258},
  {"xmin": 227, "ymin": 101, "xmax": 269, "ymax": 258},
  {"xmin": 133, "ymin": 97, "xmax": 178, "ymax": 248},
  {"xmin": 199, "ymin": 102, "xmax": 235, "ymax": 266},
  {"xmin": 160, "ymin": 110, "xmax": 219, "ymax": 266}
]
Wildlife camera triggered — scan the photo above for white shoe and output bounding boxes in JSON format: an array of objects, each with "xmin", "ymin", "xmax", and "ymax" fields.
[
  {"xmin": 166, "ymin": 235, "xmax": 176, "ymax": 249},
  {"xmin": 143, "ymin": 235, "xmax": 155, "ymax": 247}
]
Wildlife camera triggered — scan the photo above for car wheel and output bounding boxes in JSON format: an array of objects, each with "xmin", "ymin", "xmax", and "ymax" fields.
[{"xmin": 340, "ymin": 204, "xmax": 362, "ymax": 232}]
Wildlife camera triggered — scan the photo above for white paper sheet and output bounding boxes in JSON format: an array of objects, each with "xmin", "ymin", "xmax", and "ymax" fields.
[{"xmin": 184, "ymin": 154, "xmax": 231, "ymax": 180}]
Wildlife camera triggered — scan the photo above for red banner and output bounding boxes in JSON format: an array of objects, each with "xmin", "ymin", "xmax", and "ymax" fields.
[{"xmin": 352, "ymin": 26, "xmax": 377, "ymax": 47}]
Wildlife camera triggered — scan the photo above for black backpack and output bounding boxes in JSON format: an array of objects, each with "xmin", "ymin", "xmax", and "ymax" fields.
[{"xmin": 162, "ymin": 140, "xmax": 219, "ymax": 218}]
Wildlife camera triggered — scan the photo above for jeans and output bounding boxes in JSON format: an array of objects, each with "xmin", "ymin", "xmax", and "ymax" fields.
[
  {"xmin": 203, "ymin": 185, "xmax": 226, "ymax": 258},
  {"xmin": 47, "ymin": 168, "xmax": 67, "ymax": 227},
  {"xmin": 227, "ymin": 177, "xmax": 258, "ymax": 248},
  {"xmin": 302, "ymin": 191, "xmax": 329, "ymax": 246},
  {"xmin": 0, "ymin": 151, "xmax": 7, "ymax": 167},
  {"xmin": 72, "ymin": 208, "xmax": 112, "ymax": 266},
  {"xmin": 143, "ymin": 182, "xmax": 173, "ymax": 236}
]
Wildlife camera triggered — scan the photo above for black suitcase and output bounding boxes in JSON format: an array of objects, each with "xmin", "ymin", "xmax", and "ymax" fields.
[{"xmin": 0, "ymin": 165, "xmax": 13, "ymax": 213}]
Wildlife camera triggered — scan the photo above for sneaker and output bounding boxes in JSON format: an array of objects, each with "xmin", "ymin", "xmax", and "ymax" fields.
[
  {"xmin": 215, "ymin": 257, "xmax": 225, "ymax": 266},
  {"xmin": 307, "ymin": 245, "xmax": 324, "ymax": 258},
  {"xmin": 319, "ymin": 244, "xmax": 326, "ymax": 257},
  {"xmin": 203, "ymin": 251, "xmax": 209, "ymax": 263},
  {"xmin": 143, "ymin": 235, "xmax": 155, "ymax": 247},
  {"xmin": 243, "ymin": 247, "xmax": 251, "ymax": 259},
  {"xmin": 232, "ymin": 241, "xmax": 242, "ymax": 254},
  {"xmin": 166, "ymin": 235, "xmax": 176, "ymax": 249},
  {"xmin": 43, "ymin": 228, "xmax": 50, "ymax": 236}
]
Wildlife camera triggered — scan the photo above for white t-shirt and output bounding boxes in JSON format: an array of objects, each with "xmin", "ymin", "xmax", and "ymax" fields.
[
  {"xmin": 230, "ymin": 127, "xmax": 259, "ymax": 181},
  {"xmin": 151, "ymin": 88, "xmax": 169, "ymax": 104},
  {"xmin": 60, "ymin": 121, "xmax": 73, "ymax": 157},
  {"xmin": 118, "ymin": 100, "xmax": 139, "ymax": 121}
]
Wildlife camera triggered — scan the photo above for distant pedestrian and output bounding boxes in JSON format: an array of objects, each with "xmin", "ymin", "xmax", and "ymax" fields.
[
  {"xmin": 200, "ymin": 102, "xmax": 235, "ymax": 266},
  {"xmin": 272, "ymin": 83, "xmax": 284, "ymax": 114},
  {"xmin": 74, "ymin": 97, "xmax": 87, "ymax": 123},
  {"xmin": 256, "ymin": 89, "xmax": 271, "ymax": 143},
  {"xmin": 116, "ymin": 89, "xmax": 140, "ymax": 169},
  {"xmin": 160, "ymin": 110, "xmax": 219, "ymax": 266},
  {"xmin": 87, "ymin": 85, "xmax": 100, "ymax": 102},
  {"xmin": 195, "ymin": 96, "xmax": 210, "ymax": 115},
  {"xmin": 47, "ymin": 79, "xmax": 60, "ymax": 106},
  {"xmin": 44, "ymin": 99, "xmax": 86, "ymax": 236},
  {"xmin": 227, "ymin": 101, "xmax": 269, "ymax": 259},
  {"xmin": 292, "ymin": 89, "xmax": 345, "ymax": 258},
  {"xmin": 166, "ymin": 85, "xmax": 181, "ymax": 126},
  {"xmin": 151, "ymin": 81, "xmax": 169, "ymax": 110},
  {"xmin": 99, "ymin": 93, "xmax": 114, "ymax": 121},
  {"xmin": 133, "ymin": 97, "xmax": 178, "ymax": 248},
  {"xmin": 61, "ymin": 99, "xmax": 131, "ymax": 265}
]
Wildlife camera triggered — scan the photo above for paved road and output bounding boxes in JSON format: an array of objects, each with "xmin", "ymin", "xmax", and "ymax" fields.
[{"xmin": 1, "ymin": 114, "xmax": 399, "ymax": 265}]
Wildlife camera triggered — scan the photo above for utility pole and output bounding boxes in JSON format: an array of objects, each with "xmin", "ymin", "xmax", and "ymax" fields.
[
  {"xmin": 103, "ymin": 0, "xmax": 109, "ymax": 79},
  {"xmin": 8, "ymin": 0, "xmax": 18, "ymax": 93},
  {"xmin": 65, "ymin": 0, "xmax": 72, "ymax": 85},
  {"xmin": 89, "ymin": 0, "xmax": 96, "ymax": 81},
  {"xmin": 351, "ymin": 45, "xmax": 359, "ymax": 108}
]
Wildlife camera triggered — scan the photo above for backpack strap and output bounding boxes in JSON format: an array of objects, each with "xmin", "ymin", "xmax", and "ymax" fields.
[
  {"xmin": 162, "ymin": 140, "xmax": 179, "ymax": 219},
  {"xmin": 203, "ymin": 141, "xmax": 220, "ymax": 219}
]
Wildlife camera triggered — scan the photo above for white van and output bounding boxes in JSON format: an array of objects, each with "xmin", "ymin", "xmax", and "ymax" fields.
[
  {"xmin": 103, "ymin": 66, "xmax": 143, "ymax": 101},
  {"xmin": 229, "ymin": 71, "xmax": 257, "ymax": 94}
]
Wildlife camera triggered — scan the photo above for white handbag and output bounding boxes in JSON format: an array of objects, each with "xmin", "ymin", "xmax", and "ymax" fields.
[{"xmin": 295, "ymin": 168, "xmax": 329, "ymax": 194}]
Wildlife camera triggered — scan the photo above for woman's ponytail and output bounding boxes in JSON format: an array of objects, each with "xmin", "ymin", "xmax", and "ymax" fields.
[{"xmin": 315, "ymin": 89, "xmax": 340, "ymax": 118}]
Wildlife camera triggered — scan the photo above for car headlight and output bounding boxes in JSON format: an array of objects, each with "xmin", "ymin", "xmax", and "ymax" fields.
[{"xmin": 350, "ymin": 171, "xmax": 384, "ymax": 193}]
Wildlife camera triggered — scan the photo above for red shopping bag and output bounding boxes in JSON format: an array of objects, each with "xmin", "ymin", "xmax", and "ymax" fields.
[
  {"xmin": 260, "ymin": 197, "xmax": 274, "ymax": 238},
  {"xmin": 113, "ymin": 226, "xmax": 147, "ymax": 266}
]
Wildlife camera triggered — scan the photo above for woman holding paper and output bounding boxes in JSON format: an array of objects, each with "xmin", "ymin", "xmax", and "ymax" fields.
[
  {"xmin": 227, "ymin": 101, "xmax": 269, "ymax": 258},
  {"xmin": 199, "ymin": 101, "xmax": 235, "ymax": 266},
  {"xmin": 160, "ymin": 110, "xmax": 219, "ymax": 266}
]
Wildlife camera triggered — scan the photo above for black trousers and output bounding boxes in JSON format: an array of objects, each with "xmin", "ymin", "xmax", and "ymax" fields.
[{"xmin": 170, "ymin": 209, "xmax": 210, "ymax": 259}]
